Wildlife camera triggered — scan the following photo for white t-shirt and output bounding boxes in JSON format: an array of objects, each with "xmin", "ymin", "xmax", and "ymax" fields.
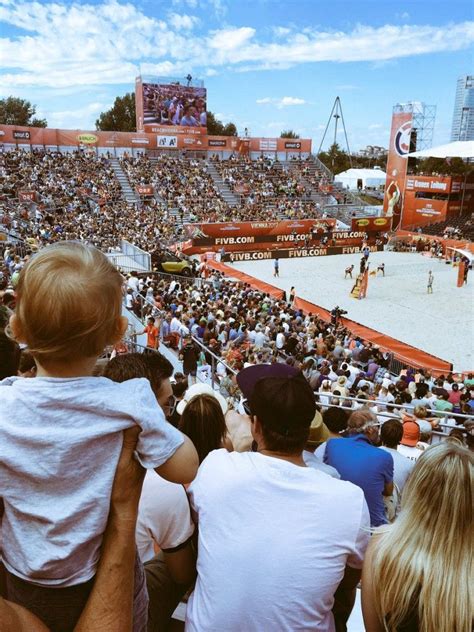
[
  {"xmin": 397, "ymin": 444, "xmax": 424, "ymax": 461},
  {"xmin": 136, "ymin": 471, "xmax": 194, "ymax": 563},
  {"xmin": 379, "ymin": 447, "xmax": 415, "ymax": 492},
  {"xmin": 186, "ymin": 450, "xmax": 370, "ymax": 632},
  {"xmin": 0, "ymin": 376, "xmax": 183, "ymax": 587}
]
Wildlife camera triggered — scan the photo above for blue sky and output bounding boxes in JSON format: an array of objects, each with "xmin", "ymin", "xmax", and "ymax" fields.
[{"xmin": 1, "ymin": 0, "xmax": 473, "ymax": 150}]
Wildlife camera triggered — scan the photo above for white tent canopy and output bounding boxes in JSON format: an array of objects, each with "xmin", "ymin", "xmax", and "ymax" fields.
[
  {"xmin": 446, "ymin": 247, "xmax": 474, "ymax": 262},
  {"xmin": 408, "ymin": 140, "xmax": 474, "ymax": 159},
  {"xmin": 335, "ymin": 167, "xmax": 386, "ymax": 190}
]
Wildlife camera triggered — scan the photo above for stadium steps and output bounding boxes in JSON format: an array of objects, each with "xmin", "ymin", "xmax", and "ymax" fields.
[
  {"xmin": 169, "ymin": 207, "xmax": 192, "ymax": 226},
  {"xmin": 206, "ymin": 161, "xmax": 240, "ymax": 208},
  {"xmin": 283, "ymin": 159, "xmax": 328, "ymax": 206},
  {"xmin": 109, "ymin": 158, "xmax": 139, "ymax": 204}
]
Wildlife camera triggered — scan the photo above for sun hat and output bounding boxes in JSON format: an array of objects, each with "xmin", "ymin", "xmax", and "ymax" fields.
[
  {"xmin": 176, "ymin": 383, "xmax": 228, "ymax": 416},
  {"xmin": 307, "ymin": 410, "xmax": 330, "ymax": 445}
]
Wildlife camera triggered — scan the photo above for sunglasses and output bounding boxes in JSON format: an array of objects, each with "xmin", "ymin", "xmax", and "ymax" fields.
[{"xmin": 162, "ymin": 394, "xmax": 177, "ymax": 415}]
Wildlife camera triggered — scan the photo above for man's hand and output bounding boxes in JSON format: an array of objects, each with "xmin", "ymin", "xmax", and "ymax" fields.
[{"xmin": 109, "ymin": 426, "xmax": 146, "ymax": 529}]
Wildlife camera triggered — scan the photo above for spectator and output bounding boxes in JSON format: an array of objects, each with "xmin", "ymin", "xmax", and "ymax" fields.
[
  {"xmin": 185, "ymin": 364, "xmax": 370, "ymax": 631},
  {"xmin": 177, "ymin": 384, "xmax": 231, "ymax": 461},
  {"xmin": 0, "ymin": 305, "xmax": 20, "ymax": 379},
  {"xmin": 397, "ymin": 421, "xmax": 424, "ymax": 461},
  {"xmin": 0, "ymin": 242, "xmax": 198, "ymax": 632},
  {"xmin": 325, "ymin": 410, "xmax": 394, "ymax": 526},
  {"xmin": 103, "ymin": 352, "xmax": 197, "ymax": 632},
  {"xmin": 361, "ymin": 442, "xmax": 473, "ymax": 632},
  {"xmin": 314, "ymin": 406, "xmax": 348, "ymax": 461},
  {"xmin": 379, "ymin": 420, "xmax": 415, "ymax": 495},
  {"xmin": 1, "ymin": 426, "xmax": 146, "ymax": 632}
]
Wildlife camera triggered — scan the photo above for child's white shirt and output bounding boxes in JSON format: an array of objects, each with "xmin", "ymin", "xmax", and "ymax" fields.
[{"xmin": 0, "ymin": 376, "xmax": 183, "ymax": 587}]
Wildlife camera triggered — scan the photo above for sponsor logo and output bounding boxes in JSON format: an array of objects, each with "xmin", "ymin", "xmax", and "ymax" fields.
[
  {"xmin": 229, "ymin": 251, "xmax": 272, "ymax": 262},
  {"xmin": 356, "ymin": 219, "xmax": 369, "ymax": 226},
  {"xmin": 218, "ymin": 225, "xmax": 240, "ymax": 231},
  {"xmin": 208, "ymin": 139, "xmax": 227, "ymax": 147},
  {"xmin": 333, "ymin": 231, "xmax": 366, "ymax": 239},
  {"xmin": 158, "ymin": 135, "xmax": 177, "ymax": 148},
  {"xmin": 0, "ymin": 130, "xmax": 5, "ymax": 137},
  {"xmin": 394, "ymin": 121, "xmax": 412, "ymax": 157},
  {"xmin": 288, "ymin": 248, "xmax": 327, "ymax": 258},
  {"xmin": 374, "ymin": 218, "xmax": 388, "ymax": 226},
  {"xmin": 13, "ymin": 130, "xmax": 30, "ymax": 140},
  {"xmin": 131, "ymin": 138, "xmax": 150, "ymax": 144},
  {"xmin": 215, "ymin": 236, "xmax": 255, "ymax": 245},
  {"xmin": 259, "ymin": 139, "xmax": 277, "ymax": 151},
  {"xmin": 285, "ymin": 142, "xmax": 302, "ymax": 149},
  {"xmin": 77, "ymin": 133, "xmax": 98, "ymax": 144}
]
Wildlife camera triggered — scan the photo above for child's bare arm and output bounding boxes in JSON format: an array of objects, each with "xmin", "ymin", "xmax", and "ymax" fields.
[{"xmin": 154, "ymin": 433, "xmax": 199, "ymax": 484}]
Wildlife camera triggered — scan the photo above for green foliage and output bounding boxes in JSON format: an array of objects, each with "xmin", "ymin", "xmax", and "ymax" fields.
[
  {"xmin": 96, "ymin": 93, "xmax": 136, "ymax": 131},
  {"xmin": 318, "ymin": 143, "xmax": 351, "ymax": 174},
  {"xmin": 412, "ymin": 156, "xmax": 472, "ymax": 176},
  {"xmin": 280, "ymin": 130, "xmax": 300, "ymax": 138},
  {"xmin": 206, "ymin": 111, "xmax": 237, "ymax": 136},
  {"xmin": 0, "ymin": 96, "xmax": 47, "ymax": 127}
]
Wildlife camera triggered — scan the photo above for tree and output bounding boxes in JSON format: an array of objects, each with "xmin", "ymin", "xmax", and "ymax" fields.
[
  {"xmin": 96, "ymin": 93, "xmax": 136, "ymax": 132},
  {"xmin": 0, "ymin": 96, "xmax": 47, "ymax": 127},
  {"xmin": 206, "ymin": 111, "xmax": 237, "ymax": 136},
  {"xmin": 280, "ymin": 130, "xmax": 300, "ymax": 138},
  {"xmin": 318, "ymin": 143, "xmax": 351, "ymax": 174}
]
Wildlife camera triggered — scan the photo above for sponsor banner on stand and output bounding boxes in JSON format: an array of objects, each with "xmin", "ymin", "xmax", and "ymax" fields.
[
  {"xmin": 18, "ymin": 190, "xmax": 36, "ymax": 203},
  {"xmin": 13, "ymin": 130, "xmax": 31, "ymax": 140},
  {"xmin": 383, "ymin": 110, "xmax": 413, "ymax": 228},
  {"xmin": 183, "ymin": 218, "xmax": 336, "ymax": 240},
  {"xmin": 208, "ymin": 139, "xmax": 227, "ymax": 147},
  {"xmin": 222, "ymin": 244, "xmax": 383, "ymax": 262},
  {"xmin": 351, "ymin": 216, "xmax": 392, "ymax": 232},
  {"xmin": 0, "ymin": 125, "xmax": 313, "ymax": 154},
  {"xmin": 136, "ymin": 185, "xmax": 154, "ymax": 196}
]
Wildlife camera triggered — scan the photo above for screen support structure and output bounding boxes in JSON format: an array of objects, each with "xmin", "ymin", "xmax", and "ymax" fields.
[{"xmin": 317, "ymin": 97, "xmax": 353, "ymax": 167}]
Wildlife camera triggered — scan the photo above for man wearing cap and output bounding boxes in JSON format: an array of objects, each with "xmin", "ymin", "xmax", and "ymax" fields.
[
  {"xmin": 325, "ymin": 410, "xmax": 394, "ymax": 527},
  {"xmin": 397, "ymin": 421, "xmax": 424, "ymax": 461},
  {"xmin": 185, "ymin": 364, "xmax": 370, "ymax": 632}
]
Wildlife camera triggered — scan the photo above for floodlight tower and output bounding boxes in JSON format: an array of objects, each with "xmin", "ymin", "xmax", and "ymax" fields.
[{"xmin": 317, "ymin": 97, "xmax": 353, "ymax": 167}]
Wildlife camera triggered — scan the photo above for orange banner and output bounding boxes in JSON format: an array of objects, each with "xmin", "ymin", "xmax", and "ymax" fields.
[
  {"xmin": 457, "ymin": 261, "xmax": 466, "ymax": 287},
  {"xmin": 0, "ymin": 124, "xmax": 311, "ymax": 155},
  {"xmin": 383, "ymin": 111, "xmax": 413, "ymax": 229}
]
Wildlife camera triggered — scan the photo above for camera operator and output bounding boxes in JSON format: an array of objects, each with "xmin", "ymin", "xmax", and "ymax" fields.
[{"xmin": 331, "ymin": 306, "xmax": 348, "ymax": 327}]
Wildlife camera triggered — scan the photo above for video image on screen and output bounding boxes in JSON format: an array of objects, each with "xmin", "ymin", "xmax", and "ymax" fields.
[{"xmin": 142, "ymin": 83, "xmax": 207, "ymax": 128}]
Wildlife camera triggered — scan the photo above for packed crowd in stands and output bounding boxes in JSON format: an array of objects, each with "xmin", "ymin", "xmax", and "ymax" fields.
[
  {"xmin": 1, "ymin": 241, "xmax": 472, "ymax": 632},
  {"xmin": 0, "ymin": 147, "xmax": 473, "ymax": 631}
]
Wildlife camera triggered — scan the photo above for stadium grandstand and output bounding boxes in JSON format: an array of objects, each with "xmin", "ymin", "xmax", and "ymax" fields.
[{"xmin": 0, "ymin": 82, "xmax": 473, "ymax": 631}]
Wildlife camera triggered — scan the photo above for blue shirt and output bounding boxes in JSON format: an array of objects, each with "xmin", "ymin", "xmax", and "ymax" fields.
[{"xmin": 325, "ymin": 434, "xmax": 393, "ymax": 526}]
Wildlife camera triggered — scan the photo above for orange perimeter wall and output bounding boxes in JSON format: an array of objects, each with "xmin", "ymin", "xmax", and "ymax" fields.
[{"xmin": 208, "ymin": 260, "xmax": 454, "ymax": 374}]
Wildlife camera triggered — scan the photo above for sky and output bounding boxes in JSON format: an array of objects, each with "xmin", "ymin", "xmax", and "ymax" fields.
[{"xmin": 1, "ymin": 0, "xmax": 473, "ymax": 151}]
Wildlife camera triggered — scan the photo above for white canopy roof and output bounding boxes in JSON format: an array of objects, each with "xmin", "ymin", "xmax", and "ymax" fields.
[
  {"xmin": 336, "ymin": 168, "xmax": 387, "ymax": 179},
  {"xmin": 408, "ymin": 140, "xmax": 474, "ymax": 159},
  {"xmin": 446, "ymin": 247, "xmax": 474, "ymax": 261}
]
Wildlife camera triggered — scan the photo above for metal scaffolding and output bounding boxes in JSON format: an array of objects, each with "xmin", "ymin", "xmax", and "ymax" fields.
[{"xmin": 393, "ymin": 101, "xmax": 436, "ymax": 151}]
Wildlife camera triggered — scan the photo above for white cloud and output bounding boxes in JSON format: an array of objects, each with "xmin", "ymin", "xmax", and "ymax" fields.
[
  {"xmin": 45, "ymin": 101, "xmax": 107, "ymax": 129},
  {"xmin": 0, "ymin": 1, "xmax": 472, "ymax": 94},
  {"xmin": 368, "ymin": 123, "xmax": 383, "ymax": 129},
  {"xmin": 256, "ymin": 96, "xmax": 306, "ymax": 108},
  {"xmin": 168, "ymin": 12, "xmax": 199, "ymax": 30}
]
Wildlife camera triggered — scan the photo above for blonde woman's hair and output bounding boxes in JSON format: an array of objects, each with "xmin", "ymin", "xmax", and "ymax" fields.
[
  {"xmin": 13, "ymin": 242, "xmax": 124, "ymax": 361},
  {"xmin": 370, "ymin": 442, "xmax": 473, "ymax": 631}
]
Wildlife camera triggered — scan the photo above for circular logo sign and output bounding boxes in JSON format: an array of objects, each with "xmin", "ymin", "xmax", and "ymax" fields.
[
  {"xmin": 394, "ymin": 121, "xmax": 412, "ymax": 157},
  {"xmin": 357, "ymin": 219, "xmax": 369, "ymax": 226},
  {"xmin": 77, "ymin": 134, "xmax": 98, "ymax": 144},
  {"xmin": 374, "ymin": 218, "xmax": 387, "ymax": 226}
]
